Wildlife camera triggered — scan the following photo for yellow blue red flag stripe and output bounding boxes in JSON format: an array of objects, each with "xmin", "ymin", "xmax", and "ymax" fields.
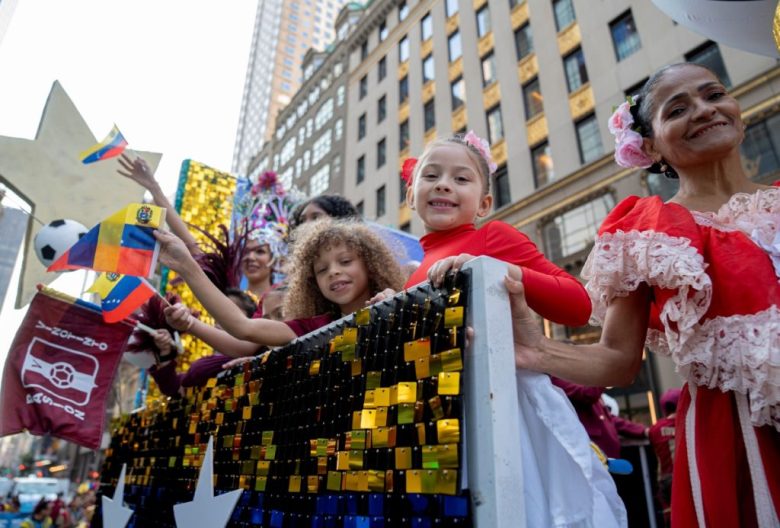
[
  {"xmin": 48, "ymin": 203, "xmax": 166, "ymax": 278},
  {"xmin": 80, "ymin": 125, "xmax": 128, "ymax": 164},
  {"xmin": 87, "ymin": 272, "xmax": 156, "ymax": 323}
]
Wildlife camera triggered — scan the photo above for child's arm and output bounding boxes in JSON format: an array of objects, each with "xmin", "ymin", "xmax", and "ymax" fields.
[
  {"xmin": 118, "ymin": 154, "xmax": 202, "ymax": 255},
  {"xmin": 164, "ymin": 304, "xmax": 264, "ymax": 358},
  {"xmin": 487, "ymin": 222, "xmax": 591, "ymax": 326},
  {"xmin": 154, "ymin": 229, "xmax": 297, "ymax": 346}
]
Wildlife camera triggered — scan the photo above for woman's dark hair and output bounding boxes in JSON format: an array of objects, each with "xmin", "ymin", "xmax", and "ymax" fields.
[
  {"xmin": 225, "ymin": 287, "xmax": 258, "ymax": 317},
  {"xmin": 629, "ymin": 62, "xmax": 719, "ymax": 179},
  {"xmin": 290, "ymin": 194, "xmax": 359, "ymax": 229}
]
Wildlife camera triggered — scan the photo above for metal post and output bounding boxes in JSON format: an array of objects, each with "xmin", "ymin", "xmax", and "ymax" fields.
[{"xmin": 462, "ymin": 257, "xmax": 525, "ymax": 527}]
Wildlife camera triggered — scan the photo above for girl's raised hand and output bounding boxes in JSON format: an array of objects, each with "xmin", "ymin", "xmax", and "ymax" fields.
[
  {"xmin": 427, "ymin": 253, "xmax": 476, "ymax": 287},
  {"xmin": 367, "ymin": 288, "xmax": 397, "ymax": 306},
  {"xmin": 163, "ymin": 303, "xmax": 196, "ymax": 332},
  {"xmin": 503, "ymin": 265, "xmax": 544, "ymax": 370},
  {"xmin": 153, "ymin": 229, "xmax": 195, "ymax": 272},
  {"xmin": 117, "ymin": 153, "xmax": 158, "ymax": 190}
]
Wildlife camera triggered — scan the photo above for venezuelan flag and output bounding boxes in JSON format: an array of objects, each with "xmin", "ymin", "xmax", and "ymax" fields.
[
  {"xmin": 87, "ymin": 272, "xmax": 156, "ymax": 323},
  {"xmin": 48, "ymin": 203, "xmax": 166, "ymax": 278},
  {"xmin": 80, "ymin": 125, "xmax": 128, "ymax": 164}
]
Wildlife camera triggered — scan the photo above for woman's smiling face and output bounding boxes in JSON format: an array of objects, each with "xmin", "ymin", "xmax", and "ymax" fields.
[{"xmin": 644, "ymin": 65, "xmax": 744, "ymax": 171}]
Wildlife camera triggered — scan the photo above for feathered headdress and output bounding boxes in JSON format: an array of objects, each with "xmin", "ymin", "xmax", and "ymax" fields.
[
  {"xmin": 190, "ymin": 222, "xmax": 249, "ymax": 293},
  {"xmin": 233, "ymin": 171, "xmax": 305, "ymax": 276}
]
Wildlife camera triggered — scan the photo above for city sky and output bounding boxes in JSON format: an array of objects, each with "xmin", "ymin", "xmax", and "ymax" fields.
[{"xmin": 0, "ymin": 0, "xmax": 258, "ymax": 375}]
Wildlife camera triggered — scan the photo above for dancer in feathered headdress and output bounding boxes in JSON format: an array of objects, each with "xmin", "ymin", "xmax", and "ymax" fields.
[{"xmin": 233, "ymin": 171, "xmax": 306, "ymax": 294}]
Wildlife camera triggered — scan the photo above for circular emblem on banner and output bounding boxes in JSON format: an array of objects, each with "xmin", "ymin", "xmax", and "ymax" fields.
[
  {"xmin": 136, "ymin": 205, "xmax": 153, "ymax": 224},
  {"xmin": 106, "ymin": 272, "xmax": 120, "ymax": 282}
]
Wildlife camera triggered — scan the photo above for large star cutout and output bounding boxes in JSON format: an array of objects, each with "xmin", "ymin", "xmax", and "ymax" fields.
[
  {"xmin": 173, "ymin": 436, "xmax": 243, "ymax": 528},
  {"xmin": 0, "ymin": 81, "xmax": 162, "ymax": 307},
  {"xmin": 101, "ymin": 463, "xmax": 134, "ymax": 528}
]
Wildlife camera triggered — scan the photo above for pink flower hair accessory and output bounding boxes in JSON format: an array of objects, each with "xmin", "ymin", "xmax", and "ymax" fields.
[
  {"xmin": 463, "ymin": 130, "xmax": 498, "ymax": 175},
  {"xmin": 608, "ymin": 99, "xmax": 654, "ymax": 169}
]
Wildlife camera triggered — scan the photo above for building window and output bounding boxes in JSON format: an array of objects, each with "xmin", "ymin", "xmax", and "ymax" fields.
[
  {"xmin": 481, "ymin": 52, "xmax": 497, "ymax": 87},
  {"xmin": 424, "ymin": 99, "xmax": 436, "ymax": 131},
  {"xmin": 315, "ymin": 98, "xmax": 334, "ymax": 130},
  {"xmin": 532, "ymin": 142, "xmax": 554, "ymax": 187},
  {"xmin": 448, "ymin": 31, "xmax": 462, "ymax": 62},
  {"xmin": 398, "ymin": 0, "xmax": 409, "ymax": 21},
  {"xmin": 486, "ymin": 105, "xmax": 504, "ymax": 144},
  {"xmin": 399, "ymin": 76, "xmax": 409, "ymax": 104},
  {"xmin": 400, "ymin": 175, "xmax": 408, "ymax": 203},
  {"xmin": 563, "ymin": 48, "xmax": 588, "ymax": 93},
  {"xmin": 445, "ymin": 0, "xmax": 459, "ymax": 18},
  {"xmin": 377, "ymin": 138, "xmax": 386, "ymax": 168},
  {"xmin": 523, "ymin": 78, "xmax": 544, "ymax": 119},
  {"xmin": 552, "ymin": 0, "xmax": 576, "ymax": 32},
  {"xmin": 742, "ymin": 113, "xmax": 780, "ymax": 185},
  {"xmin": 450, "ymin": 76, "xmax": 465, "ymax": 110},
  {"xmin": 422, "ymin": 54, "xmax": 435, "ymax": 83},
  {"xmin": 399, "ymin": 35, "xmax": 410, "ymax": 62},
  {"xmin": 542, "ymin": 194, "xmax": 616, "ymax": 261},
  {"xmin": 421, "ymin": 12, "xmax": 433, "ymax": 41},
  {"xmin": 358, "ymin": 113, "xmax": 367, "ymax": 140},
  {"xmin": 335, "ymin": 118, "xmax": 344, "ymax": 140},
  {"xmin": 575, "ymin": 114, "xmax": 604, "ymax": 164},
  {"xmin": 378, "ymin": 56, "xmax": 387, "ymax": 81},
  {"xmin": 515, "ymin": 24, "xmax": 533, "ymax": 60},
  {"xmin": 303, "ymin": 150, "xmax": 311, "ymax": 170},
  {"xmin": 376, "ymin": 185, "xmax": 386, "ymax": 218},
  {"xmin": 312, "ymin": 130, "xmax": 332, "ymax": 164},
  {"xmin": 379, "ymin": 20, "xmax": 388, "ymax": 41},
  {"xmin": 377, "ymin": 95, "xmax": 387, "ymax": 123},
  {"xmin": 610, "ymin": 10, "xmax": 642, "ymax": 61},
  {"xmin": 685, "ymin": 41, "xmax": 731, "ymax": 88},
  {"xmin": 310, "ymin": 164, "xmax": 330, "ymax": 196},
  {"xmin": 476, "ymin": 6, "xmax": 491, "ymax": 38},
  {"xmin": 399, "ymin": 119, "xmax": 410, "ymax": 151},
  {"xmin": 493, "ymin": 165, "xmax": 511, "ymax": 209},
  {"xmin": 356, "ymin": 200, "xmax": 365, "ymax": 216},
  {"xmin": 361, "ymin": 40, "xmax": 369, "ymax": 60},
  {"xmin": 359, "ymin": 75, "xmax": 368, "ymax": 99},
  {"xmin": 357, "ymin": 155, "xmax": 365, "ymax": 184},
  {"xmin": 337, "ymin": 85, "xmax": 346, "ymax": 106}
]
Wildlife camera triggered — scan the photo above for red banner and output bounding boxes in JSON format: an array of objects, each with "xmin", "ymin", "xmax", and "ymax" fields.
[{"xmin": 0, "ymin": 291, "xmax": 133, "ymax": 449}]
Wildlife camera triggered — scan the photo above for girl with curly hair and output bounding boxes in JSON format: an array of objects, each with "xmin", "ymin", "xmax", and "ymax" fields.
[{"xmin": 154, "ymin": 220, "xmax": 405, "ymax": 346}]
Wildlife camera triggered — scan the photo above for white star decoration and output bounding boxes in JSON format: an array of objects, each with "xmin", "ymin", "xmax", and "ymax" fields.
[
  {"xmin": 0, "ymin": 81, "xmax": 161, "ymax": 307},
  {"xmin": 101, "ymin": 464, "xmax": 134, "ymax": 528},
  {"xmin": 173, "ymin": 436, "xmax": 243, "ymax": 528}
]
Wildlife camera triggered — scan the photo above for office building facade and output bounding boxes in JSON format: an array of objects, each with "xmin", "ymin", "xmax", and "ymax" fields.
[{"xmin": 232, "ymin": 0, "xmax": 350, "ymax": 177}]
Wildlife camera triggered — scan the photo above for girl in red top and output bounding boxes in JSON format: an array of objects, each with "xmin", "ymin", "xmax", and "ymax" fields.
[
  {"xmin": 155, "ymin": 220, "xmax": 405, "ymax": 348},
  {"xmin": 400, "ymin": 131, "xmax": 590, "ymax": 326}
]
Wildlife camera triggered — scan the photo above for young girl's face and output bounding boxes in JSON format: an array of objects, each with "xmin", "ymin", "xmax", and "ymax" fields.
[
  {"xmin": 313, "ymin": 243, "xmax": 370, "ymax": 315},
  {"xmin": 407, "ymin": 143, "xmax": 492, "ymax": 233}
]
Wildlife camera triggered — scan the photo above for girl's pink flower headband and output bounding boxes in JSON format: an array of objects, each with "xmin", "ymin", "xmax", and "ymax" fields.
[
  {"xmin": 463, "ymin": 130, "xmax": 498, "ymax": 175},
  {"xmin": 608, "ymin": 99, "xmax": 654, "ymax": 169},
  {"xmin": 399, "ymin": 131, "xmax": 498, "ymax": 187}
]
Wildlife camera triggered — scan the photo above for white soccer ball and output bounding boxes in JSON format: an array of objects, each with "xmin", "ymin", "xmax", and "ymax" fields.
[{"xmin": 33, "ymin": 218, "xmax": 88, "ymax": 267}]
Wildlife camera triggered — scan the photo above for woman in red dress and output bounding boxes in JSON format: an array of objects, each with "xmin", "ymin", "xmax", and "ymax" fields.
[{"xmin": 505, "ymin": 63, "xmax": 779, "ymax": 527}]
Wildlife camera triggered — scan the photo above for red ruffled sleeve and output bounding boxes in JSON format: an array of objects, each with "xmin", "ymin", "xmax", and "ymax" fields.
[
  {"xmin": 483, "ymin": 221, "xmax": 591, "ymax": 326},
  {"xmin": 582, "ymin": 195, "xmax": 712, "ymax": 351}
]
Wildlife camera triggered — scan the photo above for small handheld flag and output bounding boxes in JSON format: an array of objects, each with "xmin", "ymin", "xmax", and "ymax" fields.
[
  {"xmin": 80, "ymin": 125, "xmax": 128, "ymax": 164},
  {"xmin": 87, "ymin": 272, "xmax": 157, "ymax": 323},
  {"xmin": 48, "ymin": 203, "xmax": 166, "ymax": 278}
]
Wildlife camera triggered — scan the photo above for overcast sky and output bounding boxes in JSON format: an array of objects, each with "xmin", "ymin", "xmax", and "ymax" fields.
[{"xmin": 0, "ymin": 0, "xmax": 258, "ymax": 375}]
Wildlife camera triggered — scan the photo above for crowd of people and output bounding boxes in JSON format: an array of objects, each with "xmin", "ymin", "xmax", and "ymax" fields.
[
  {"xmin": 1, "ymin": 486, "xmax": 97, "ymax": 528},
  {"xmin": 113, "ymin": 62, "xmax": 776, "ymax": 526}
]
